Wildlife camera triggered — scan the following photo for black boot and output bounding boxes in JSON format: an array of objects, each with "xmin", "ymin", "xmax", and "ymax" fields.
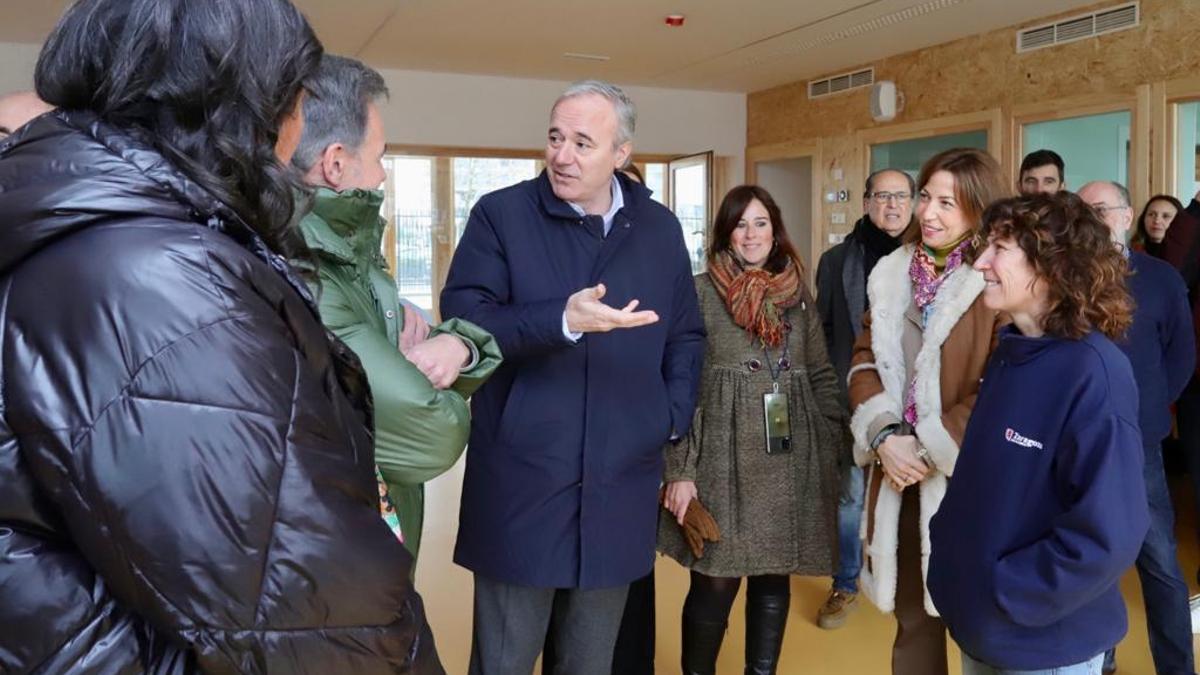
[
  {"xmin": 744, "ymin": 593, "xmax": 789, "ymax": 675},
  {"xmin": 681, "ymin": 613, "xmax": 726, "ymax": 675}
]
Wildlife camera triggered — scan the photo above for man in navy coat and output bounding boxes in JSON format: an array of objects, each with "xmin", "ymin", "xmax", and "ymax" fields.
[
  {"xmin": 441, "ymin": 80, "xmax": 706, "ymax": 674},
  {"xmin": 1079, "ymin": 180, "xmax": 1196, "ymax": 675}
]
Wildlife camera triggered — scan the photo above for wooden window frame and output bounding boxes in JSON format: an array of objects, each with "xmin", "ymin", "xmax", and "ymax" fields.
[
  {"xmin": 1154, "ymin": 77, "xmax": 1200, "ymax": 201},
  {"xmin": 858, "ymin": 108, "xmax": 1005, "ymax": 180},
  {"xmin": 380, "ymin": 145, "xmax": 681, "ymax": 319},
  {"xmin": 1011, "ymin": 92, "xmax": 1146, "ymax": 207}
]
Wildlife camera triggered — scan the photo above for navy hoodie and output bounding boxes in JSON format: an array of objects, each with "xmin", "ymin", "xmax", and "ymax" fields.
[
  {"xmin": 1119, "ymin": 251, "xmax": 1195, "ymax": 446},
  {"xmin": 928, "ymin": 327, "xmax": 1149, "ymax": 670}
]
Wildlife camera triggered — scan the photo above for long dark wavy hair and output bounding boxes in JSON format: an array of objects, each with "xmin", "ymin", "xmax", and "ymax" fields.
[
  {"xmin": 978, "ymin": 193, "xmax": 1132, "ymax": 340},
  {"xmin": 34, "ymin": 0, "xmax": 323, "ymax": 259},
  {"xmin": 1132, "ymin": 194, "xmax": 1185, "ymax": 249},
  {"xmin": 707, "ymin": 184, "xmax": 806, "ymax": 277}
]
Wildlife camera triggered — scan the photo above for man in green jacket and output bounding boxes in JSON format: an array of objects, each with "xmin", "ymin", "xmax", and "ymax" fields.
[{"xmin": 291, "ymin": 55, "xmax": 501, "ymax": 560}]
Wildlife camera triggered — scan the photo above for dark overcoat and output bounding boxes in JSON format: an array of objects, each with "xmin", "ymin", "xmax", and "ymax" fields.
[{"xmin": 441, "ymin": 171, "xmax": 705, "ymax": 589}]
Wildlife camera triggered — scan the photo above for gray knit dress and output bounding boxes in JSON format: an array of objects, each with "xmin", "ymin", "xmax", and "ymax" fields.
[{"xmin": 658, "ymin": 273, "xmax": 849, "ymax": 577}]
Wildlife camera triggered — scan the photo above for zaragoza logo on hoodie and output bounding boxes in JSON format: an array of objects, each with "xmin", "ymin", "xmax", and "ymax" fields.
[{"xmin": 1005, "ymin": 427, "xmax": 1044, "ymax": 450}]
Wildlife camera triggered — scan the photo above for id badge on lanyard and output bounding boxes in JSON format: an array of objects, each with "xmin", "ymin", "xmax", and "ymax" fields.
[
  {"xmin": 758, "ymin": 322, "xmax": 793, "ymax": 454},
  {"xmin": 764, "ymin": 381, "xmax": 792, "ymax": 454}
]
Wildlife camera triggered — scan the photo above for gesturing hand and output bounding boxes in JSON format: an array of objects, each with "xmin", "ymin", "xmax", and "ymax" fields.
[
  {"xmin": 876, "ymin": 434, "xmax": 929, "ymax": 491},
  {"xmin": 403, "ymin": 333, "xmax": 469, "ymax": 390},
  {"xmin": 565, "ymin": 283, "xmax": 659, "ymax": 334}
]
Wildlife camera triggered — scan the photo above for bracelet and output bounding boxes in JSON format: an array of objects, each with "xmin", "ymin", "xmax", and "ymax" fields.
[{"xmin": 869, "ymin": 423, "xmax": 900, "ymax": 452}]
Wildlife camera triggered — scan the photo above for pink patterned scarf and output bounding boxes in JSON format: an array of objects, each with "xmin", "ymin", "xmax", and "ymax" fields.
[{"xmin": 903, "ymin": 238, "xmax": 973, "ymax": 426}]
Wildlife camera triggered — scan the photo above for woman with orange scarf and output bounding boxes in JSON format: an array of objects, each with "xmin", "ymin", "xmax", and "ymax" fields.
[{"xmin": 659, "ymin": 185, "xmax": 847, "ymax": 674}]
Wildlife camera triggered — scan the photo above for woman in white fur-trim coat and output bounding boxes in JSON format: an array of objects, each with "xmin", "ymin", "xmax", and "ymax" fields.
[{"xmin": 847, "ymin": 148, "xmax": 1006, "ymax": 675}]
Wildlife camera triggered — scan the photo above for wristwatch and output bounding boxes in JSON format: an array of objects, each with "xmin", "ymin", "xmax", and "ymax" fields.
[{"xmin": 869, "ymin": 423, "xmax": 900, "ymax": 453}]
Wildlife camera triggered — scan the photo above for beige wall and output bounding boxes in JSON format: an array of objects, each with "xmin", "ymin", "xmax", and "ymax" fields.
[
  {"xmin": 377, "ymin": 68, "xmax": 746, "ymax": 182},
  {"xmin": 0, "ymin": 41, "xmax": 747, "ymax": 184},
  {"xmin": 746, "ymin": 0, "xmax": 1200, "ymax": 256}
]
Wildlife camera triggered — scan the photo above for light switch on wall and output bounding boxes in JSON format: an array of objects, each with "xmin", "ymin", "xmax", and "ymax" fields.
[
  {"xmin": 832, "ymin": 168, "xmax": 844, "ymax": 181},
  {"xmin": 831, "ymin": 212, "xmax": 846, "ymax": 225},
  {"xmin": 828, "ymin": 232, "xmax": 847, "ymax": 244}
]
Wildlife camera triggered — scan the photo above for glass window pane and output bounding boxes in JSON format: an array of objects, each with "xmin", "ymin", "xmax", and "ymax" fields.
[
  {"xmin": 1176, "ymin": 101, "xmax": 1200, "ymax": 201},
  {"xmin": 386, "ymin": 156, "xmax": 435, "ymax": 314},
  {"xmin": 671, "ymin": 161, "xmax": 708, "ymax": 274},
  {"xmin": 644, "ymin": 163, "xmax": 667, "ymax": 205},
  {"xmin": 453, "ymin": 158, "xmax": 538, "ymax": 241},
  {"xmin": 1022, "ymin": 111, "xmax": 1131, "ymax": 190},
  {"xmin": 870, "ymin": 130, "xmax": 988, "ymax": 179}
]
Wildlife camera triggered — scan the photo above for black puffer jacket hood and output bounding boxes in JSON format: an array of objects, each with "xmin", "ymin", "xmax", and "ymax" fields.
[{"xmin": 0, "ymin": 110, "xmax": 443, "ymax": 673}]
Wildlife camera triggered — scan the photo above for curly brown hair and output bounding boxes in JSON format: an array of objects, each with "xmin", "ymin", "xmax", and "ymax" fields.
[{"xmin": 977, "ymin": 192, "xmax": 1133, "ymax": 340}]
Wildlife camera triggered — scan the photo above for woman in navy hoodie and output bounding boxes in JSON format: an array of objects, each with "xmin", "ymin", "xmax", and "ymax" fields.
[{"xmin": 928, "ymin": 193, "xmax": 1150, "ymax": 675}]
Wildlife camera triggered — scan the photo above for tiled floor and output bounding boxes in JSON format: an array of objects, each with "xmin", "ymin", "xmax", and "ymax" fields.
[{"xmin": 417, "ymin": 456, "xmax": 1200, "ymax": 674}]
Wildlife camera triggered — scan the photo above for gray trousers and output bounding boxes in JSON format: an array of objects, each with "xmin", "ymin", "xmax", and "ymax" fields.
[{"xmin": 469, "ymin": 574, "xmax": 630, "ymax": 675}]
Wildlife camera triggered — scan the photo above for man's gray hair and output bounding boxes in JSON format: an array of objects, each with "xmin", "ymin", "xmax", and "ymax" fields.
[
  {"xmin": 291, "ymin": 55, "xmax": 389, "ymax": 173},
  {"xmin": 865, "ymin": 168, "xmax": 916, "ymax": 197},
  {"xmin": 1109, "ymin": 181, "xmax": 1131, "ymax": 207},
  {"xmin": 553, "ymin": 80, "xmax": 637, "ymax": 147}
]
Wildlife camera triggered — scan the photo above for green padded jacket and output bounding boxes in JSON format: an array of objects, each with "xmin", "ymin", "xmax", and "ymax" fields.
[{"xmin": 297, "ymin": 187, "xmax": 501, "ymax": 560}]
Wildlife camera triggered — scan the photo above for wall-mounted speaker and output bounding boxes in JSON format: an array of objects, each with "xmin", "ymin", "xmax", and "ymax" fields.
[{"xmin": 870, "ymin": 80, "xmax": 905, "ymax": 123}]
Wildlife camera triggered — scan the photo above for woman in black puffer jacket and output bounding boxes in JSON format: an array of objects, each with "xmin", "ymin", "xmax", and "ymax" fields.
[{"xmin": 0, "ymin": 1, "xmax": 442, "ymax": 673}]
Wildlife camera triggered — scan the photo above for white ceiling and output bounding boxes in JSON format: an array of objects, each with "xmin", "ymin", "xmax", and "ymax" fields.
[{"xmin": 0, "ymin": 0, "xmax": 1106, "ymax": 92}]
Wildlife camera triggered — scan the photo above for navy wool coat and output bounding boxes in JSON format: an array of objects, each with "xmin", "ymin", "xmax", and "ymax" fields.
[{"xmin": 441, "ymin": 171, "xmax": 706, "ymax": 589}]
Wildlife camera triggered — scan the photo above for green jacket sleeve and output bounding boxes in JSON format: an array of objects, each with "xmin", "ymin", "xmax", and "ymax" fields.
[
  {"xmin": 428, "ymin": 316, "xmax": 503, "ymax": 400},
  {"xmin": 316, "ymin": 276, "xmax": 475, "ymax": 487}
]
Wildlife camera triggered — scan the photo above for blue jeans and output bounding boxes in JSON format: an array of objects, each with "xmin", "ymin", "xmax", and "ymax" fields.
[
  {"xmin": 1105, "ymin": 443, "xmax": 1195, "ymax": 675},
  {"xmin": 961, "ymin": 652, "xmax": 1104, "ymax": 675},
  {"xmin": 833, "ymin": 464, "xmax": 864, "ymax": 593}
]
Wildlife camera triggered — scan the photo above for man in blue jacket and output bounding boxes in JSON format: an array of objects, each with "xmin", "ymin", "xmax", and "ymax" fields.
[
  {"xmin": 1079, "ymin": 180, "xmax": 1197, "ymax": 675},
  {"xmin": 441, "ymin": 80, "xmax": 706, "ymax": 675}
]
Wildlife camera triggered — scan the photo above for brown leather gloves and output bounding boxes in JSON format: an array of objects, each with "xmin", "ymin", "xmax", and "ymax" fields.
[{"xmin": 660, "ymin": 488, "xmax": 721, "ymax": 559}]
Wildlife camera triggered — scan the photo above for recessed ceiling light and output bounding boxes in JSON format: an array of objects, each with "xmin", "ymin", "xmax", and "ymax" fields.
[{"xmin": 562, "ymin": 52, "xmax": 611, "ymax": 62}]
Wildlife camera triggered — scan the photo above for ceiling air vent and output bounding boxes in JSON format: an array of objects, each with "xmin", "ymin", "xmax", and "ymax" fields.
[
  {"xmin": 1017, "ymin": 2, "xmax": 1139, "ymax": 54},
  {"xmin": 808, "ymin": 67, "xmax": 875, "ymax": 100}
]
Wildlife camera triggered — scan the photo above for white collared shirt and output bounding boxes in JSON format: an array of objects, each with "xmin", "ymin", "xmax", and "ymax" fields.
[
  {"xmin": 562, "ymin": 175, "xmax": 625, "ymax": 340},
  {"xmin": 567, "ymin": 175, "xmax": 624, "ymax": 237}
]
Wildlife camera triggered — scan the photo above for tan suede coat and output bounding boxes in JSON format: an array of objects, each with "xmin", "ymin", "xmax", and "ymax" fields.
[{"xmin": 847, "ymin": 245, "xmax": 1001, "ymax": 615}]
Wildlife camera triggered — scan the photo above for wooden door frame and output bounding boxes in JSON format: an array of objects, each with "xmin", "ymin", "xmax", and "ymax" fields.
[
  {"xmin": 1154, "ymin": 76, "xmax": 1200, "ymax": 201},
  {"xmin": 745, "ymin": 140, "xmax": 822, "ymax": 283}
]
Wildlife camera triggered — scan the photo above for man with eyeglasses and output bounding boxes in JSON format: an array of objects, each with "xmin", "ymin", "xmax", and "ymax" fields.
[
  {"xmin": 1079, "ymin": 181, "xmax": 1196, "ymax": 675},
  {"xmin": 814, "ymin": 168, "xmax": 914, "ymax": 629}
]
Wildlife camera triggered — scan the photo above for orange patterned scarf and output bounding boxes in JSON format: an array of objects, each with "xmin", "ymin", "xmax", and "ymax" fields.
[{"xmin": 708, "ymin": 251, "xmax": 804, "ymax": 347}]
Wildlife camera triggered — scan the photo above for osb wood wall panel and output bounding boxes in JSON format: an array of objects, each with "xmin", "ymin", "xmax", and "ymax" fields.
[{"xmin": 747, "ymin": 0, "xmax": 1200, "ymax": 256}]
